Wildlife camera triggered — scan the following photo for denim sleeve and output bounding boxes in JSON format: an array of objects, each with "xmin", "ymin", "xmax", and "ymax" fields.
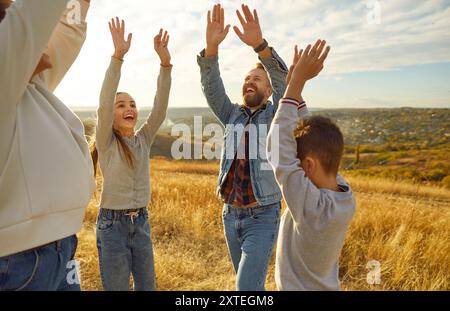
[
  {"xmin": 259, "ymin": 48, "xmax": 289, "ymax": 113},
  {"xmin": 197, "ymin": 50, "xmax": 238, "ymax": 126}
]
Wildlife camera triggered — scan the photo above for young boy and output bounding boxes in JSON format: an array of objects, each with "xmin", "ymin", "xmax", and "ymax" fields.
[{"xmin": 267, "ymin": 40, "xmax": 356, "ymax": 291}]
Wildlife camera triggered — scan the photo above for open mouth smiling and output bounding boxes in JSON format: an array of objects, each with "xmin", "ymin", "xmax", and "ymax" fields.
[
  {"xmin": 123, "ymin": 113, "xmax": 135, "ymax": 121},
  {"xmin": 245, "ymin": 86, "xmax": 257, "ymax": 95}
]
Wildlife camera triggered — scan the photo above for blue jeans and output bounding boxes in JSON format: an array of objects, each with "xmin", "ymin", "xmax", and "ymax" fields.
[
  {"xmin": 222, "ymin": 202, "xmax": 281, "ymax": 291},
  {"xmin": 0, "ymin": 235, "xmax": 80, "ymax": 291},
  {"xmin": 96, "ymin": 208, "xmax": 155, "ymax": 291}
]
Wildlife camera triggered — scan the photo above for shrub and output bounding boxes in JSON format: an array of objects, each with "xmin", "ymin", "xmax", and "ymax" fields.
[{"xmin": 426, "ymin": 169, "xmax": 447, "ymax": 182}]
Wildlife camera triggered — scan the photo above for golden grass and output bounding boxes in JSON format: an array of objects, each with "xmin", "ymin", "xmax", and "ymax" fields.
[
  {"xmin": 345, "ymin": 174, "xmax": 450, "ymax": 201},
  {"xmin": 76, "ymin": 159, "xmax": 450, "ymax": 291}
]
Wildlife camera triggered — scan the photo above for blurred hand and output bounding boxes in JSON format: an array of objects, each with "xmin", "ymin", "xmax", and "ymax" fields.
[
  {"xmin": 109, "ymin": 17, "xmax": 132, "ymax": 60},
  {"xmin": 233, "ymin": 4, "xmax": 263, "ymax": 49},
  {"xmin": 205, "ymin": 3, "xmax": 231, "ymax": 56},
  {"xmin": 0, "ymin": 0, "xmax": 13, "ymax": 10},
  {"xmin": 154, "ymin": 29, "xmax": 171, "ymax": 67}
]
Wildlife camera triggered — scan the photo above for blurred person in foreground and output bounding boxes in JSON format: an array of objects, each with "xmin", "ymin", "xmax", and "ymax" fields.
[{"xmin": 0, "ymin": 0, "xmax": 95, "ymax": 291}]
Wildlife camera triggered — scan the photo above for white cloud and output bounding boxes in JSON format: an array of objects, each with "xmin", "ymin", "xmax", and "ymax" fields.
[{"xmin": 54, "ymin": 0, "xmax": 450, "ymax": 108}]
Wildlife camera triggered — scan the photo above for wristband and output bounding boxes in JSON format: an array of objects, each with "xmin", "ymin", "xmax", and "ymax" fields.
[
  {"xmin": 298, "ymin": 101, "xmax": 307, "ymax": 109},
  {"xmin": 282, "ymin": 98, "xmax": 300, "ymax": 106},
  {"xmin": 281, "ymin": 98, "xmax": 307, "ymax": 109},
  {"xmin": 254, "ymin": 39, "xmax": 268, "ymax": 53}
]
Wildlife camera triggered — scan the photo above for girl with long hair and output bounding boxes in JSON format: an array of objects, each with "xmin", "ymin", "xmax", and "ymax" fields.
[{"xmin": 93, "ymin": 17, "xmax": 172, "ymax": 291}]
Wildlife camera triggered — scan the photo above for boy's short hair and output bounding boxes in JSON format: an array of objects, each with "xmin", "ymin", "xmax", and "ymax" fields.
[{"xmin": 294, "ymin": 116, "xmax": 344, "ymax": 176}]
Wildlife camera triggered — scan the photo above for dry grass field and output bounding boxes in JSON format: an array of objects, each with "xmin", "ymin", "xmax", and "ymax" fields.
[{"xmin": 76, "ymin": 158, "xmax": 450, "ymax": 291}]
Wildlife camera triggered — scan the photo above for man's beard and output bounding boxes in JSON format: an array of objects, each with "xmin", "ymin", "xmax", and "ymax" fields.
[{"xmin": 243, "ymin": 88, "xmax": 265, "ymax": 108}]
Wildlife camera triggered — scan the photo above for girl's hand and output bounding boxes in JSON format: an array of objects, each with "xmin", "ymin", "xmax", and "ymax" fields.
[
  {"xmin": 109, "ymin": 17, "xmax": 132, "ymax": 60},
  {"xmin": 154, "ymin": 29, "xmax": 171, "ymax": 67}
]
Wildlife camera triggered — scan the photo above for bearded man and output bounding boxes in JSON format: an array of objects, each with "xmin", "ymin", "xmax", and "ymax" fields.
[{"xmin": 197, "ymin": 4, "xmax": 289, "ymax": 291}]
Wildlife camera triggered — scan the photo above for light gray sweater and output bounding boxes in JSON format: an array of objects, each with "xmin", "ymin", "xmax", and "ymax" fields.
[
  {"xmin": 96, "ymin": 57, "xmax": 171, "ymax": 210},
  {"xmin": 267, "ymin": 99, "xmax": 356, "ymax": 291}
]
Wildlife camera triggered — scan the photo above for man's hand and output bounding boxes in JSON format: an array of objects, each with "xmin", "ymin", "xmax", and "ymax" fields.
[
  {"xmin": 205, "ymin": 4, "xmax": 231, "ymax": 57},
  {"xmin": 233, "ymin": 4, "xmax": 263, "ymax": 48},
  {"xmin": 109, "ymin": 17, "xmax": 132, "ymax": 60},
  {"xmin": 285, "ymin": 40, "xmax": 330, "ymax": 101},
  {"xmin": 234, "ymin": 5, "xmax": 271, "ymax": 59},
  {"xmin": 154, "ymin": 29, "xmax": 171, "ymax": 67}
]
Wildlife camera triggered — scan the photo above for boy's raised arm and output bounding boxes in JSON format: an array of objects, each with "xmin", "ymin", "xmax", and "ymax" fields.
[{"xmin": 267, "ymin": 40, "xmax": 330, "ymax": 224}]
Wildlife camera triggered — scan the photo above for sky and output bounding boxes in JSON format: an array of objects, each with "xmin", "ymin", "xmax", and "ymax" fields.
[{"xmin": 54, "ymin": 0, "xmax": 450, "ymax": 109}]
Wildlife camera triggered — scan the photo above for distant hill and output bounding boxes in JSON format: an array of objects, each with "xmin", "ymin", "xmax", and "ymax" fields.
[
  {"xmin": 77, "ymin": 106, "xmax": 450, "ymax": 147},
  {"xmin": 316, "ymin": 108, "xmax": 450, "ymax": 146}
]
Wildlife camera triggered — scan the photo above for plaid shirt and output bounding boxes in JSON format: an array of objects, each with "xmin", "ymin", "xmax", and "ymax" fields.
[{"xmin": 220, "ymin": 106, "xmax": 265, "ymax": 208}]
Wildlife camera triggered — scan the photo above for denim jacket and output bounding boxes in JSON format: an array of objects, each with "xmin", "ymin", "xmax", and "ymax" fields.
[{"xmin": 197, "ymin": 48, "xmax": 288, "ymax": 206}]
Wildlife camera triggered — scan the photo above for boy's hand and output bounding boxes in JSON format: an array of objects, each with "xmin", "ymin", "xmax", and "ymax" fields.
[
  {"xmin": 286, "ymin": 45, "xmax": 301, "ymax": 85},
  {"xmin": 290, "ymin": 40, "xmax": 330, "ymax": 84},
  {"xmin": 285, "ymin": 40, "xmax": 330, "ymax": 101},
  {"xmin": 154, "ymin": 29, "xmax": 171, "ymax": 67},
  {"xmin": 109, "ymin": 17, "xmax": 132, "ymax": 60},
  {"xmin": 205, "ymin": 4, "xmax": 231, "ymax": 57}
]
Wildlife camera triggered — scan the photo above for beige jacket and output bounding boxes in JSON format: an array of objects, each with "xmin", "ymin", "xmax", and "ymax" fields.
[{"xmin": 0, "ymin": 0, "xmax": 95, "ymax": 257}]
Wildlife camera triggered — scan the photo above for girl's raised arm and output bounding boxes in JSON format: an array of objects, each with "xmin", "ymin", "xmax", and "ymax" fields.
[
  {"xmin": 96, "ymin": 17, "xmax": 132, "ymax": 152},
  {"xmin": 137, "ymin": 29, "xmax": 172, "ymax": 146}
]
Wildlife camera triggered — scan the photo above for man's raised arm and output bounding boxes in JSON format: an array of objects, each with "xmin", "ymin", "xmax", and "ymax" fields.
[{"xmin": 197, "ymin": 3, "xmax": 236, "ymax": 126}]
